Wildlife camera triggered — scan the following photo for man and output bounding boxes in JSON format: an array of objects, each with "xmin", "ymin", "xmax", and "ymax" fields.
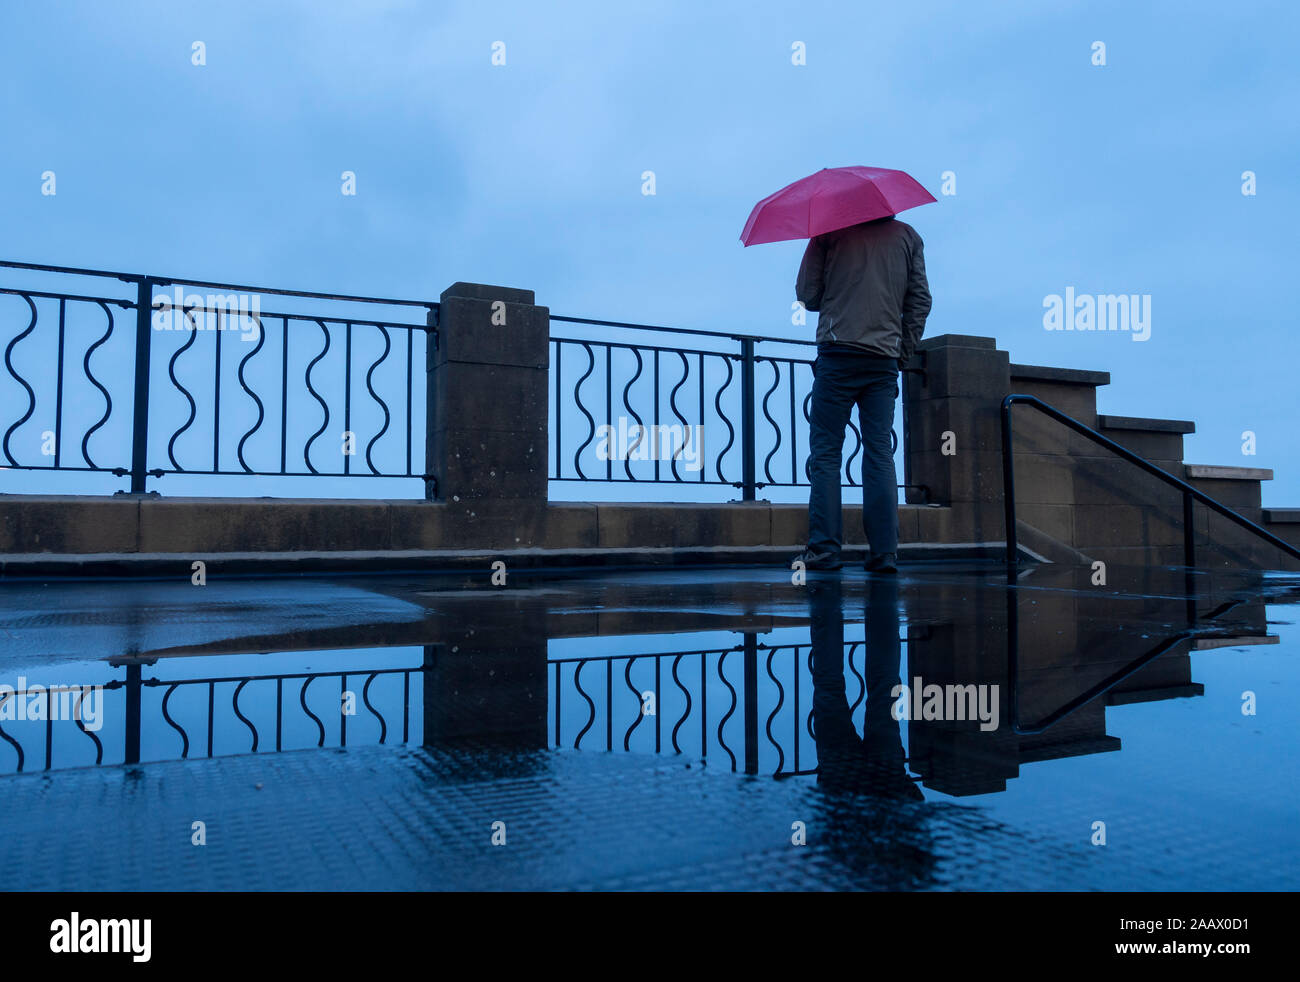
[{"xmin": 792, "ymin": 214, "xmax": 931, "ymax": 573}]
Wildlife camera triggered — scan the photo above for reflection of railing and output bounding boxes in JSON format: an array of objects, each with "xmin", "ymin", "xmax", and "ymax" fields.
[
  {"xmin": 0, "ymin": 662, "xmax": 419, "ymax": 775},
  {"xmin": 1004, "ymin": 552, "xmax": 1250, "ymax": 734},
  {"xmin": 1007, "ymin": 627, "xmax": 1194, "ymax": 734},
  {"xmin": 550, "ymin": 632, "xmax": 921, "ymax": 775},
  {"xmin": 5, "ymin": 632, "xmax": 949, "ymax": 778},
  {"xmin": 1, "ymin": 260, "xmax": 433, "ymax": 494},
  {"xmin": 146, "ymin": 668, "xmax": 416, "ymax": 758},
  {"xmin": 550, "ymin": 315, "xmax": 928, "ymax": 502},
  {"xmin": 0, "ymin": 681, "xmax": 118, "ymax": 771}
]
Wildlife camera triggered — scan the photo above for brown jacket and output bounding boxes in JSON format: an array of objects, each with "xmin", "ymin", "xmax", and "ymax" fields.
[{"xmin": 795, "ymin": 216, "xmax": 932, "ymax": 363}]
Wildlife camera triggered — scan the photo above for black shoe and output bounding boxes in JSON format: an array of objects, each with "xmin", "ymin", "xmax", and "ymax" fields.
[
  {"xmin": 864, "ymin": 552, "xmax": 898, "ymax": 574},
  {"xmin": 791, "ymin": 548, "xmax": 842, "ymax": 571}
]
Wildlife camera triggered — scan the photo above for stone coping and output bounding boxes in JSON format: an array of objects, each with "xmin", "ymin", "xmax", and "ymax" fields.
[
  {"xmin": 1098, "ymin": 414, "xmax": 1195, "ymax": 434},
  {"xmin": 1010, "ymin": 363, "xmax": 1111, "ymax": 386},
  {"xmin": 1184, "ymin": 465, "xmax": 1274, "ymax": 481}
]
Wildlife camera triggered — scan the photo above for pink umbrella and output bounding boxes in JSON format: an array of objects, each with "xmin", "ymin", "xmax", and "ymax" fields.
[{"xmin": 740, "ymin": 166, "xmax": 936, "ymax": 246}]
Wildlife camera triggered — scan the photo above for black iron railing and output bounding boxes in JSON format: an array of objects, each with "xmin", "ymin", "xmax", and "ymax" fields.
[
  {"xmin": 550, "ymin": 315, "xmax": 927, "ymax": 501},
  {"xmin": 3, "ymin": 260, "xmax": 925, "ymax": 501},
  {"xmin": 1, "ymin": 261, "xmax": 435, "ymax": 493},
  {"xmin": 148, "ymin": 667, "xmax": 417, "ymax": 758}
]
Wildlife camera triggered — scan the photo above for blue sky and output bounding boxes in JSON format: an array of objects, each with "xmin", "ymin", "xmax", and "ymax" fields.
[{"xmin": 2, "ymin": 0, "xmax": 1298, "ymax": 502}]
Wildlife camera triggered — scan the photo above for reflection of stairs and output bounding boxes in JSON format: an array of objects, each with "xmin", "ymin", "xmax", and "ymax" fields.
[
  {"xmin": 1191, "ymin": 633, "xmax": 1279, "ymax": 650},
  {"xmin": 1105, "ymin": 627, "xmax": 1275, "ymax": 704},
  {"xmin": 903, "ymin": 571, "xmax": 1277, "ymax": 798}
]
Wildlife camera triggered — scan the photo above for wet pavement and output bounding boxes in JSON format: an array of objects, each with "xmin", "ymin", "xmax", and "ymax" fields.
[{"xmin": 2, "ymin": 561, "xmax": 1298, "ymax": 890}]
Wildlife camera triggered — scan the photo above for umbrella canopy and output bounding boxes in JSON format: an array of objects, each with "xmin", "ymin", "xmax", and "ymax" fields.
[{"xmin": 740, "ymin": 166, "xmax": 936, "ymax": 246}]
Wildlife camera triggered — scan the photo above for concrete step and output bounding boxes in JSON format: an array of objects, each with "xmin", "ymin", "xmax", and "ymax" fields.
[
  {"xmin": 1184, "ymin": 464, "xmax": 1272, "ymax": 513},
  {"xmin": 1260, "ymin": 509, "xmax": 1300, "ymax": 559},
  {"xmin": 1264, "ymin": 508, "xmax": 1300, "ymax": 523},
  {"xmin": 1097, "ymin": 414, "xmax": 1194, "ymax": 463}
]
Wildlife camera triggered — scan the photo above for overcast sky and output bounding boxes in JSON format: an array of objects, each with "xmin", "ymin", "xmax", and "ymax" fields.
[{"xmin": 2, "ymin": 0, "xmax": 1297, "ymax": 502}]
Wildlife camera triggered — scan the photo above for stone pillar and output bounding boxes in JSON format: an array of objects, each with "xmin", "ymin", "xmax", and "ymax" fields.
[
  {"xmin": 903, "ymin": 335, "xmax": 1011, "ymax": 544},
  {"xmin": 422, "ymin": 641, "xmax": 549, "ymax": 750},
  {"xmin": 420, "ymin": 591, "xmax": 550, "ymax": 749},
  {"xmin": 426, "ymin": 283, "xmax": 549, "ymax": 505}
]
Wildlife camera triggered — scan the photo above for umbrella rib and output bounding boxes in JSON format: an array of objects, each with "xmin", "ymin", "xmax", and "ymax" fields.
[{"xmin": 845, "ymin": 170, "xmax": 891, "ymax": 218}]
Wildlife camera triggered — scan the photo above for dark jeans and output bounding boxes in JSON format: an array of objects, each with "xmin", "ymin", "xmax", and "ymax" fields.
[{"xmin": 807, "ymin": 350, "xmax": 899, "ymax": 556}]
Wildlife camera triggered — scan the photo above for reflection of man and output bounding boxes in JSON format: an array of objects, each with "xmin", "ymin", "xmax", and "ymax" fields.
[{"xmin": 808, "ymin": 576, "xmax": 921, "ymax": 800}]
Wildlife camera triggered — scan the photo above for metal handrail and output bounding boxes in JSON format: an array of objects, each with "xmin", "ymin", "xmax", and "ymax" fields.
[
  {"xmin": 1001, "ymin": 393, "xmax": 1300, "ymax": 567},
  {"xmin": 2, "ymin": 257, "xmax": 925, "ymax": 501},
  {"xmin": 551, "ymin": 313, "xmax": 801, "ymax": 345},
  {"xmin": 0, "ymin": 259, "xmax": 435, "ymax": 309}
]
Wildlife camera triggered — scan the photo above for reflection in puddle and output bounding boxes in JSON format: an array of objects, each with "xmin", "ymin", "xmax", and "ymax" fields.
[{"xmin": 4, "ymin": 564, "xmax": 1296, "ymax": 804}]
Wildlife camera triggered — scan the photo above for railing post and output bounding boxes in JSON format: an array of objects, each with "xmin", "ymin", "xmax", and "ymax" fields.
[
  {"xmin": 1001, "ymin": 397, "xmax": 1018, "ymax": 571},
  {"xmin": 742, "ymin": 631, "xmax": 758, "ymax": 774},
  {"xmin": 1183, "ymin": 491, "xmax": 1196, "ymax": 568},
  {"xmin": 123, "ymin": 663, "xmax": 142, "ymax": 765},
  {"xmin": 740, "ymin": 337, "xmax": 756, "ymax": 501},
  {"xmin": 423, "ymin": 304, "xmax": 439, "ymax": 500},
  {"xmin": 128, "ymin": 277, "xmax": 156, "ymax": 494}
]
